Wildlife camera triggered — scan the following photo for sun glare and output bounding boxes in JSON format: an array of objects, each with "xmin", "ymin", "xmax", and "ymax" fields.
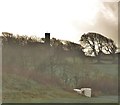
[
  {"xmin": 0, "ymin": 0, "xmax": 103, "ymax": 43},
  {"xmin": 73, "ymin": 0, "xmax": 100, "ymax": 22}
]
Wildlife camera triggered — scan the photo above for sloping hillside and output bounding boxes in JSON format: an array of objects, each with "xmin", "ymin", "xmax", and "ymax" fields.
[
  {"xmin": 2, "ymin": 32, "xmax": 118, "ymax": 103},
  {"xmin": 3, "ymin": 72, "xmax": 118, "ymax": 103},
  {"xmin": 3, "ymin": 72, "xmax": 81, "ymax": 103}
]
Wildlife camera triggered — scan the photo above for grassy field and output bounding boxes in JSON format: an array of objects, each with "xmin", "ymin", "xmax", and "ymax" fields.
[
  {"xmin": 2, "ymin": 32, "xmax": 119, "ymax": 103},
  {"xmin": 2, "ymin": 71, "xmax": 118, "ymax": 103},
  {"xmin": 90, "ymin": 63, "xmax": 118, "ymax": 76},
  {"xmin": 4, "ymin": 96, "xmax": 118, "ymax": 103},
  {"xmin": 2, "ymin": 73, "xmax": 81, "ymax": 103},
  {"xmin": 2, "ymin": 54, "xmax": 118, "ymax": 103}
]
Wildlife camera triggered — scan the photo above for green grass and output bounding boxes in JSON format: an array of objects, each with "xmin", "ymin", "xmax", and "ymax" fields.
[
  {"xmin": 3, "ymin": 73, "xmax": 118, "ymax": 103},
  {"xmin": 2, "ymin": 73, "xmax": 82, "ymax": 103},
  {"xmin": 67, "ymin": 57, "xmax": 118, "ymax": 76},
  {"xmin": 2, "ymin": 58, "xmax": 118, "ymax": 103},
  {"xmin": 4, "ymin": 96, "xmax": 118, "ymax": 103},
  {"xmin": 29, "ymin": 96, "xmax": 118, "ymax": 103},
  {"xmin": 90, "ymin": 63, "xmax": 118, "ymax": 76}
]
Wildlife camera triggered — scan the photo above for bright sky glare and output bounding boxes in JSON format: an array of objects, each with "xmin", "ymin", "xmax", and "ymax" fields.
[{"xmin": 0, "ymin": 0, "xmax": 118, "ymax": 44}]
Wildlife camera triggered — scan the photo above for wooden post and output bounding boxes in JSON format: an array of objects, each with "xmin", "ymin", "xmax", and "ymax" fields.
[{"xmin": 45, "ymin": 33, "xmax": 50, "ymax": 46}]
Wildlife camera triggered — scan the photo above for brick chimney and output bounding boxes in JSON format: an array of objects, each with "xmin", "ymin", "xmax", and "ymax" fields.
[{"xmin": 45, "ymin": 33, "xmax": 50, "ymax": 46}]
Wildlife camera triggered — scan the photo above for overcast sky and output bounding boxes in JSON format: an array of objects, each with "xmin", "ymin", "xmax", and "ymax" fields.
[{"xmin": 0, "ymin": 0, "xmax": 118, "ymax": 46}]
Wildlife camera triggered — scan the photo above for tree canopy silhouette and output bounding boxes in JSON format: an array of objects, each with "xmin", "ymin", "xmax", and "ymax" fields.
[{"xmin": 80, "ymin": 32, "xmax": 117, "ymax": 57}]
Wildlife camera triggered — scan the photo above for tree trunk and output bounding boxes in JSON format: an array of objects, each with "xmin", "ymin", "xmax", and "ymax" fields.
[{"xmin": 96, "ymin": 51, "xmax": 102, "ymax": 63}]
